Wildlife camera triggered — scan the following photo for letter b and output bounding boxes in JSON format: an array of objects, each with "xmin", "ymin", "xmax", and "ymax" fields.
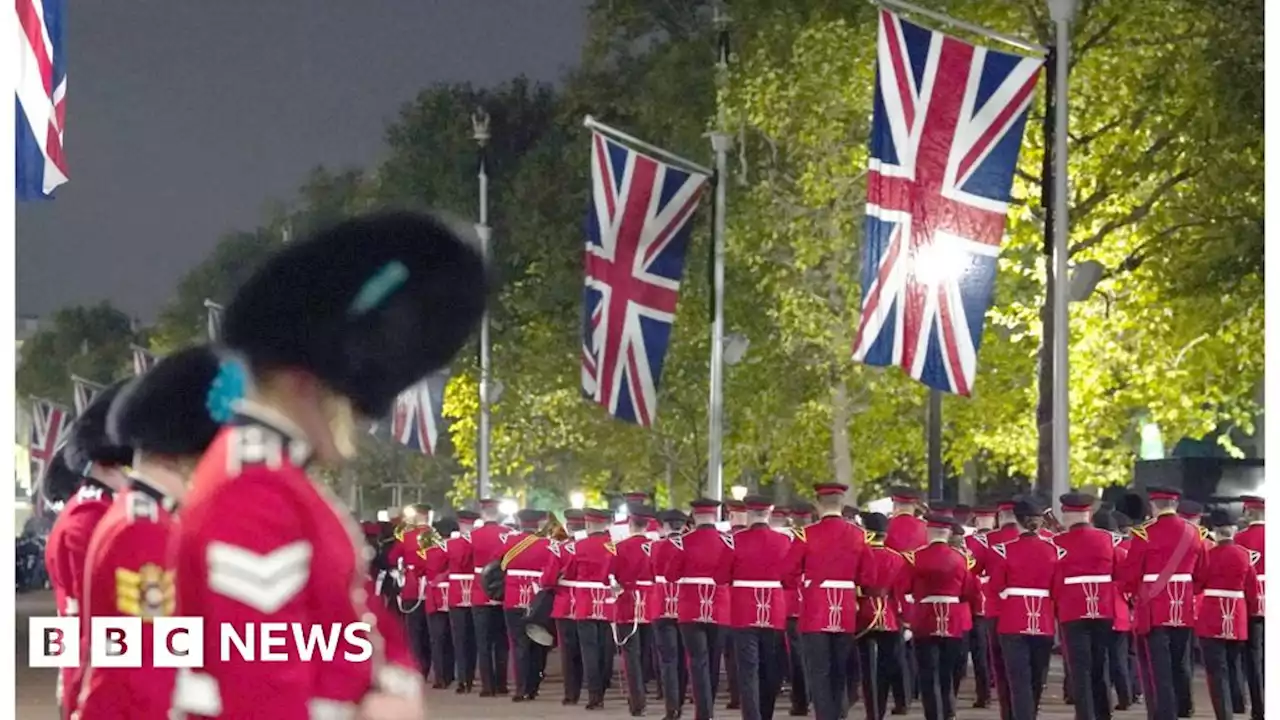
[
  {"xmin": 91, "ymin": 617, "xmax": 142, "ymax": 668},
  {"xmin": 28, "ymin": 617, "xmax": 79, "ymax": 668}
]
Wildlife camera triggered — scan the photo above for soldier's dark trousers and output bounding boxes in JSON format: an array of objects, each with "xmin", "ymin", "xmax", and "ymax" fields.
[
  {"xmin": 473, "ymin": 604, "xmax": 509, "ymax": 693},
  {"xmin": 1137, "ymin": 626, "xmax": 1194, "ymax": 720},
  {"xmin": 505, "ymin": 608, "xmax": 538, "ymax": 698},
  {"xmin": 998, "ymin": 634, "xmax": 1051, "ymax": 720},
  {"xmin": 427, "ymin": 611, "xmax": 455, "ymax": 686},
  {"xmin": 655, "ymin": 619, "xmax": 688, "ymax": 717},
  {"xmin": 857, "ymin": 631, "xmax": 906, "ymax": 720},
  {"xmin": 914, "ymin": 636, "xmax": 962, "ymax": 720},
  {"xmin": 1061, "ymin": 618, "xmax": 1113, "ymax": 720},
  {"xmin": 735, "ymin": 627, "xmax": 785, "ymax": 720},
  {"xmin": 1201, "ymin": 637, "xmax": 1246, "ymax": 720},
  {"xmin": 845, "ymin": 639, "xmax": 860, "ymax": 715},
  {"xmin": 680, "ymin": 622, "xmax": 724, "ymax": 720},
  {"xmin": 558, "ymin": 618, "xmax": 584, "ymax": 703},
  {"xmin": 404, "ymin": 609, "xmax": 432, "ymax": 680},
  {"xmin": 579, "ymin": 619, "xmax": 611, "ymax": 703},
  {"xmin": 786, "ymin": 618, "xmax": 809, "ymax": 714},
  {"xmin": 1242, "ymin": 618, "xmax": 1263, "ymax": 719},
  {"xmin": 1108, "ymin": 629, "xmax": 1133, "ymax": 708},
  {"xmin": 449, "ymin": 607, "xmax": 478, "ymax": 689},
  {"xmin": 725, "ymin": 631, "xmax": 740, "ymax": 707},
  {"xmin": 801, "ymin": 631, "xmax": 853, "ymax": 720},
  {"xmin": 989, "ymin": 622, "xmax": 1012, "ymax": 720},
  {"xmin": 965, "ymin": 618, "xmax": 992, "ymax": 705},
  {"xmin": 617, "ymin": 622, "xmax": 648, "ymax": 714}
]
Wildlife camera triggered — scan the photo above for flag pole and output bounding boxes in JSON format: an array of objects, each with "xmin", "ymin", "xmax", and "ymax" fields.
[
  {"xmin": 473, "ymin": 108, "xmax": 493, "ymax": 502},
  {"xmin": 927, "ymin": 390, "xmax": 943, "ymax": 500},
  {"xmin": 1048, "ymin": 0, "xmax": 1075, "ymax": 513},
  {"xmin": 705, "ymin": 1, "xmax": 732, "ymax": 502},
  {"xmin": 873, "ymin": 0, "xmax": 1049, "ymax": 56},
  {"xmin": 583, "ymin": 116, "xmax": 714, "ymax": 177}
]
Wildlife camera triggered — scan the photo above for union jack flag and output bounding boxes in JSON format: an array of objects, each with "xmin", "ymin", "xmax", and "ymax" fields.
[
  {"xmin": 390, "ymin": 372, "xmax": 447, "ymax": 455},
  {"xmin": 852, "ymin": 11, "xmax": 1042, "ymax": 395},
  {"xmin": 582, "ymin": 131, "xmax": 709, "ymax": 426},
  {"xmin": 16, "ymin": 0, "xmax": 68, "ymax": 200},
  {"xmin": 71, "ymin": 375, "xmax": 104, "ymax": 416},
  {"xmin": 132, "ymin": 345, "xmax": 157, "ymax": 376},
  {"xmin": 29, "ymin": 399, "xmax": 70, "ymax": 481}
]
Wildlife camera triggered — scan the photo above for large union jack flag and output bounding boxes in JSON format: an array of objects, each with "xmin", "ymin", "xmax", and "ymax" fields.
[
  {"xmin": 16, "ymin": 0, "xmax": 68, "ymax": 200},
  {"xmin": 852, "ymin": 10, "xmax": 1042, "ymax": 395},
  {"xmin": 582, "ymin": 131, "xmax": 709, "ymax": 426},
  {"xmin": 390, "ymin": 372, "xmax": 447, "ymax": 455},
  {"xmin": 30, "ymin": 399, "xmax": 71, "ymax": 481}
]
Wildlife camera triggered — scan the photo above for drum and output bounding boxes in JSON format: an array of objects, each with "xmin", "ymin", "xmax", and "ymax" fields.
[{"xmin": 524, "ymin": 587, "xmax": 557, "ymax": 647}]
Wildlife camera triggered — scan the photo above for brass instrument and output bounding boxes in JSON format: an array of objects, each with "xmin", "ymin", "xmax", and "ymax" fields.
[
  {"xmin": 417, "ymin": 525, "xmax": 444, "ymax": 552},
  {"xmin": 541, "ymin": 514, "xmax": 570, "ymax": 541}
]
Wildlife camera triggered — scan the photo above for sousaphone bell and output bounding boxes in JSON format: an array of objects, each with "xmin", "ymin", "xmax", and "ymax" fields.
[{"xmin": 524, "ymin": 587, "xmax": 558, "ymax": 647}]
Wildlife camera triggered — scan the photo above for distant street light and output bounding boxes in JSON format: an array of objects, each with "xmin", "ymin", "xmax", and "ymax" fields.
[
  {"xmin": 569, "ymin": 491, "xmax": 586, "ymax": 510},
  {"xmin": 1068, "ymin": 260, "xmax": 1105, "ymax": 303},
  {"xmin": 498, "ymin": 498, "xmax": 519, "ymax": 518},
  {"xmin": 724, "ymin": 333, "xmax": 750, "ymax": 366},
  {"xmin": 730, "ymin": 485, "xmax": 748, "ymax": 501}
]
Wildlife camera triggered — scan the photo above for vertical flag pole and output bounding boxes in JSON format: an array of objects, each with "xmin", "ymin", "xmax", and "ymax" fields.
[
  {"xmin": 706, "ymin": 2, "xmax": 732, "ymax": 502},
  {"xmin": 1048, "ymin": 0, "xmax": 1075, "ymax": 512},
  {"xmin": 473, "ymin": 109, "xmax": 493, "ymax": 501},
  {"xmin": 927, "ymin": 390, "xmax": 943, "ymax": 500}
]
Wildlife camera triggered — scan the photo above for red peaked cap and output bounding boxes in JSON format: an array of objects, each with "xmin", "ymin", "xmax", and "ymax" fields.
[
  {"xmin": 814, "ymin": 483, "xmax": 848, "ymax": 497},
  {"xmin": 1146, "ymin": 486, "xmax": 1181, "ymax": 501},
  {"xmin": 770, "ymin": 508, "xmax": 789, "ymax": 517},
  {"xmin": 924, "ymin": 514, "xmax": 954, "ymax": 529},
  {"xmin": 972, "ymin": 507, "xmax": 997, "ymax": 517},
  {"xmin": 623, "ymin": 491, "xmax": 650, "ymax": 501},
  {"xmin": 725, "ymin": 499, "xmax": 747, "ymax": 512},
  {"xmin": 478, "ymin": 498, "xmax": 500, "ymax": 508},
  {"xmin": 1241, "ymin": 496, "xmax": 1265, "ymax": 510},
  {"xmin": 1059, "ymin": 492, "xmax": 1095, "ymax": 513},
  {"xmin": 744, "ymin": 495, "xmax": 773, "ymax": 512},
  {"xmin": 583, "ymin": 508, "xmax": 611, "ymax": 522}
]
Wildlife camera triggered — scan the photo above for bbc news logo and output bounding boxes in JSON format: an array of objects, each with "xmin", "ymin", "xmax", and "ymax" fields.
[{"xmin": 30, "ymin": 618, "xmax": 373, "ymax": 668}]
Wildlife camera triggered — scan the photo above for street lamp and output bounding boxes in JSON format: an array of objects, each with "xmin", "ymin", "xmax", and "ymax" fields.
[
  {"xmin": 724, "ymin": 333, "xmax": 750, "ymax": 366},
  {"xmin": 569, "ymin": 491, "xmax": 586, "ymax": 510},
  {"xmin": 1068, "ymin": 260, "xmax": 1105, "ymax": 303},
  {"xmin": 730, "ymin": 485, "xmax": 748, "ymax": 501},
  {"xmin": 498, "ymin": 498, "xmax": 519, "ymax": 519}
]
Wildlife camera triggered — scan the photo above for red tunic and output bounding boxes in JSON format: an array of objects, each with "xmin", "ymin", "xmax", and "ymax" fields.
[
  {"xmin": 420, "ymin": 541, "xmax": 450, "ymax": 614},
  {"xmin": 169, "ymin": 410, "xmax": 419, "ymax": 720},
  {"xmin": 646, "ymin": 536, "xmax": 681, "ymax": 622},
  {"xmin": 444, "ymin": 535, "xmax": 477, "ymax": 608},
  {"xmin": 500, "ymin": 531, "xmax": 552, "ymax": 611},
  {"xmin": 969, "ymin": 524, "xmax": 1020, "ymax": 620},
  {"xmin": 558, "ymin": 531, "xmax": 617, "ymax": 622},
  {"xmin": 1235, "ymin": 522, "xmax": 1265, "ymax": 617},
  {"xmin": 613, "ymin": 535, "xmax": 654, "ymax": 625},
  {"xmin": 727, "ymin": 524, "xmax": 791, "ymax": 630},
  {"xmin": 785, "ymin": 516, "xmax": 868, "ymax": 633},
  {"xmin": 542, "ymin": 541, "xmax": 576, "ymax": 620},
  {"xmin": 1112, "ymin": 536, "xmax": 1133, "ymax": 632},
  {"xmin": 469, "ymin": 522, "xmax": 506, "ymax": 606},
  {"xmin": 1192, "ymin": 541, "xmax": 1259, "ymax": 641},
  {"xmin": 901, "ymin": 541, "xmax": 979, "ymax": 638},
  {"xmin": 1051, "ymin": 524, "xmax": 1118, "ymax": 623},
  {"xmin": 665, "ymin": 525, "xmax": 734, "ymax": 625},
  {"xmin": 75, "ymin": 481, "xmax": 176, "ymax": 720},
  {"xmin": 885, "ymin": 513, "xmax": 926, "ymax": 554},
  {"xmin": 856, "ymin": 541, "xmax": 909, "ymax": 633},
  {"xmin": 45, "ymin": 480, "xmax": 114, "ymax": 718},
  {"xmin": 385, "ymin": 527, "xmax": 426, "ymax": 610},
  {"xmin": 988, "ymin": 533, "xmax": 1059, "ymax": 636},
  {"xmin": 1119, "ymin": 512, "xmax": 1208, "ymax": 634}
]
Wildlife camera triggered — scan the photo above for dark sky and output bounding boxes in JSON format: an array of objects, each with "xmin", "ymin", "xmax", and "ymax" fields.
[{"xmin": 17, "ymin": 1, "xmax": 589, "ymax": 321}]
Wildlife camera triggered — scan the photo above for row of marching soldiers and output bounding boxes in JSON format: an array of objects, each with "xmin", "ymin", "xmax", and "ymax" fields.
[
  {"xmin": 378, "ymin": 482, "xmax": 1266, "ymax": 720},
  {"xmin": 42, "ymin": 212, "xmax": 491, "ymax": 719}
]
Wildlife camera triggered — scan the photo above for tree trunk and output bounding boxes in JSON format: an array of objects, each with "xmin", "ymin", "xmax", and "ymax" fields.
[{"xmin": 831, "ymin": 378, "xmax": 855, "ymax": 500}]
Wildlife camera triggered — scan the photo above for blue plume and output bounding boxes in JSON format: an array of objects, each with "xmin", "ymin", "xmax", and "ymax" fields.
[
  {"xmin": 349, "ymin": 260, "xmax": 410, "ymax": 316},
  {"xmin": 206, "ymin": 359, "xmax": 247, "ymax": 424}
]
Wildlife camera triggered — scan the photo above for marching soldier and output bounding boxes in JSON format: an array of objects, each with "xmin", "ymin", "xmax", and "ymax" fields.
[
  {"xmin": 987, "ymin": 498, "xmax": 1059, "ymax": 720},
  {"xmin": 470, "ymin": 498, "xmax": 511, "ymax": 696},
  {"xmin": 1194, "ymin": 508, "xmax": 1260, "ymax": 720},
  {"xmin": 856, "ymin": 513, "xmax": 911, "ymax": 720},
  {"xmin": 667, "ymin": 498, "xmax": 734, "ymax": 720},
  {"xmin": 885, "ymin": 488, "xmax": 926, "ymax": 553},
  {"xmin": 900, "ymin": 514, "xmax": 978, "ymax": 720},
  {"xmin": 786, "ymin": 503, "xmax": 814, "ymax": 717},
  {"xmin": 786, "ymin": 483, "xmax": 869, "ymax": 720},
  {"xmin": 1120, "ymin": 486, "xmax": 1208, "ymax": 720},
  {"xmin": 728, "ymin": 496, "xmax": 792, "ymax": 720},
  {"xmin": 545, "ymin": 509, "xmax": 588, "ymax": 705},
  {"xmin": 46, "ymin": 382, "xmax": 133, "ymax": 720},
  {"xmin": 961, "ymin": 506, "xmax": 996, "ymax": 710},
  {"xmin": 970, "ymin": 498, "xmax": 1022, "ymax": 720},
  {"xmin": 74, "ymin": 346, "xmax": 221, "ymax": 719},
  {"xmin": 447, "ymin": 509, "xmax": 482, "ymax": 694},
  {"xmin": 1114, "ymin": 500, "xmax": 1147, "ymax": 709},
  {"xmin": 650, "ymin": 509, "xmax": 690, "ymax": 720},
  {"xmin": 559, "ymin": 507, "xmax": 618, "ymax": 710},
  {"xmin": 170, "ymin": 212, "xmax": 486, "ymax": 719},
  {"xmin": 1235, "ymin": 496, "xmax": 1264, "ymax": 719},
  {"xmin": 387, "ymin": 503, "xmax": 434, "ymax": 681},
  {"xmin": 615, "ymin": 506, "xmax": 658, "ymax": 717},
  {"xmin": 1052, "ymin": 492, "xmax": 1118, "ymax": 720},
  {"xmin": 500, "ymin": 509, "xmax": 553, "ymax": 701},
  {"xmin": 1093, "ymin": 511, "xmax": 1134, "ymax": 710},
  {"xmin": 423, "ymin": 517, "xmax": 456, "ymax": 689},
  {"xmin": 946, "ymin": 519, "xmax": 971, "ymax": 701},
  {"xmin": 724, "ymin": 498, "xmax": 748, "ymax": 712}
]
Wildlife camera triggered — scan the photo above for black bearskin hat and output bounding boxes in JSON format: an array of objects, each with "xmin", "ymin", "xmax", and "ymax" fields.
[
  {"xmin": 1115, "ymin": 491, "xmax": 1150, "ymax": 523},
  {"xmin": 63, "ymin": 381, "xmax": 133, "ymax": 472},
  {"xmin": 222, "ymin": 210, "xmax": 489, "ymax": 418},
  {"xmin": 108, "ymin": 345, "xmax": 226, "ymax": 457},
  {"xmin": 38, "ymin": 450, "xmax": 84, "ymax": 504}
]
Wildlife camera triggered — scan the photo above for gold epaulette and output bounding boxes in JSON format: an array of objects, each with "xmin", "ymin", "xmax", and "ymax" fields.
[
  {"xmin": 1130, "ymin": 523, "xmax": 1150, "ymax": 542},
  {"xmin": 902, "ymin": 550, "xmax": 916, "ymax": 565},
  {"xmin": 793, "ymin": 527, "xmax": 807, "ymax": 543},
  {"xmin": 605, "ymin": 541, "xmax": 617, "ymax": 555},
  {"xmin": 864, "ymin": 529, "xmax": 876, "ymax": 544},
  {"xmin": 1199, "ymin": 526, "xmax": 1210, "ymax": 541}
]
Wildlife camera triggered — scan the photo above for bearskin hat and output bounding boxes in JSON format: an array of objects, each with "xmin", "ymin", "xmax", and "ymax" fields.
[
  {"xmin": 1115, "ymin": 491, "xmax": 1150, "ymax": 523},
  {"xmin": 63, "ymin": 381, "xmax": 133, "ymax": 472},
  {"xmin": 108, "ymin": 345, "xmax": 226, "ymax": 458},
  {"xmin": 38, "ymin": 450, "xmax": 84, "ymax": 504}
]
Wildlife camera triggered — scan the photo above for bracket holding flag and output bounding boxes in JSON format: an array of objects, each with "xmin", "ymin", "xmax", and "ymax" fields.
[
  {"xmin": 204, "ymin": 299, "xmax": 224, "ymax": 342},
  {"xmin": 70, "ymin": 375, "xmax": 106, "ymax": 416}
]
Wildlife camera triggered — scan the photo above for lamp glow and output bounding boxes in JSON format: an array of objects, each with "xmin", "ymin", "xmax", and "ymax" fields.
[
  {"xmin": 498, "ymin": 498, "xmax": 519, "ymax": 518},
  {"xmin": 377, "ymin": 510, "xmax": 390, "ymax": 522},
  {"xmin": 730, "ymin": 485, "xmax": 748, "ymax": 501},
  {"xmin": 570, "ymin": 491, "xmax": 586, "ymax": 509}
]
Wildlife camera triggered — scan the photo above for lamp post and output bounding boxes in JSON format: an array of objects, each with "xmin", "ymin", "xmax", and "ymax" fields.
[
  {"xmin": 1048, "ymin": 0, "xmax": 1075, "ymax": 513},
  {"xmin": 473, "ymin": 108, "xmax": 494, "ymax": 501},
  {"xmin": 706, "ymin": 1, "xmax": 733, "ymax": 503}
]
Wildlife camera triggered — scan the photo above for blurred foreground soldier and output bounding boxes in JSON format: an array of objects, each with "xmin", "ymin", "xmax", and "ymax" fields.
[
  {"xmin": 1121, "ymin": 486, "xmax": 1207, "ymax": 720},
  {"xmin": 559, "ymin": 507, "xmax": 618, "ymax": 710},
  {"xmin": 728, "ymin": 496, "xmax": 792, "ymax": 720},
  {"xmin": 422, "ymin": 518, "xmax": 455, "ymax": 689},
  {"xmin": 47, "ymin": 382, "xmax": 132, "ymax": 720},
  {"xmin": 787, "ymin": 483, "xmax": 868, "ymax": 720},
  {"xmin": 615, "ymin": 506, "xmax": 657, "ymax": 716},
  {"xmin": 387, "ymin": 504, "xmax": 434, "ymax": 680},
  {"xmin": 448, "ymin": 509, "xmax": 481, "ymax": 693},
  {"xmin": 786, "ymin": 503, "xmax": 814, "ymax": 716},
  {"xmin": 502, "ymin": 509, "xmax": 552, "ymax": 701},
  {"xmin": 961, "ymin": 506, "xmax": 997, "ymax": 710},
  {"xmin": 1195, "ymin": 508, "xmax": 1260, "ymax": 720},
  {"xmin": 470, "ymin": 497, "xmax": 510, "ymax": 696},
  {"xmin": 856, "ymin": 513, "xmax": 911, "ymax": 720},
  {"xmin": 75, "ymin": 347, "xmax": 221, "ymax": 719},
  {"xmin": 902, "ymin": 515, "xmax": 977, "ymax": 720},
  {"xmin": 668, "ymin": 499, "xmax": 734, "ymax": 720},
  {"xmin": 1235, "ymin": 496, "xmax": 1264, "ymax": 719},
  {"xmin": 650, "ymin": 509, "xmax": 689, "ymax": 720},
  {"xmin": 1052, "ymin": 493, "xmax": 1117, "ymax": 720},
  {"xmin": 988, "ymin": 499, "xmax": 1058, "ymax": 720},
  {"xmin": 170, "ymin": 212, "xmax": 486, "ymax": 720},
  {"xmin": 885, "ymin": 488, "xmax": 926, "ymax": 553}
]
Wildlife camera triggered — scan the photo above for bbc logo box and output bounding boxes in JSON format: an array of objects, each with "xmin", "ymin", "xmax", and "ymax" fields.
[{"xmin": 29, "ymin": 617, "xmax": 204, "ymax": 668}]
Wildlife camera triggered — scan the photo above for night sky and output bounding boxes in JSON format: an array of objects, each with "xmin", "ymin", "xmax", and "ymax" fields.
[{"xmin": 17, "ymin": 1, "xmax": 588, "ymax": 320}]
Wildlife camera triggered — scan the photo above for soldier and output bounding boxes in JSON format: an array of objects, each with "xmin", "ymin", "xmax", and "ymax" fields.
[
  {"xmin": 987, "ymin": 499, "xmax": 1058, "ymax": 720},
  {"xmin": 786, "ymin": 503, "xmax": 814, "ymax": 717},
  {"xmin": 1093, "ymin": 510, "xmax": 1134, "ymax": 710},
  {"xmin": 169, "ymin": 212, "xmax": 486, "ymax": 719},
  {"xmin": 1194, "ymin": 508, "xmax": 1260, "ymax": 720},
  {"xmin": 1052, "ymin": 492, "xmax": 1118, "ymax": 720},
  {"xmin": 961, "ymin": 506, "xmax": 996, "ymax": 710},
  {"xmin": 387, "ymin": 503, "xmax": 433, "ymax": 681},
  {"xmin": 422, "ymin": 517, "xmax": 456, "ymax": 689},
  {"xmin": 74, "ymin": 346, "xmax": 221, "ymax": 719},
  {"xmin": 885, "ymin": 488, "xmax": 926, "ymax": 553},
  {"xmin": 723, "ymin": 498, "xmax": 748, "ymax": 711},
  {"xmin": 856, "ymin": 513, "xmax": 911, "ymax": 720},
  {"xmin": 786, "ymin": 483, "xmax": 869, "ymax": 720},
  {"xmin": 970, "ymin": 498, "xmax": 1022, "ymax": 720},
  {"xmin": 946, "ymin": 519, "xmax": 972, "ymax": 700},
  {"xmin": 615, "ymin": 506, "xmax": 657, "ymax": 716},
  {"xmin": 468, "ymin": 497, "xmax": 511, "ymax": 696},
  {"xmin": 727, "ymin": 496, "xmax": 792, "ymax": 720},
  {"xmin": 546, "ymin": 508, "xmax": 588, "ymax": 705},
  {"xmin": 649, "ymin": 509, "xmax": 690, "ymax": 720},
  {"xmin": 45, "ymin": 381, "xmax": 133, "ymax": 719},
  {"xmin": 667, "ymin": 498, "xmax": 735, "ymax": 720},
  {"xmin": 499, "ymin": 509, "xmax": 550, "ymax": 701},
  {"xmin": 1235, "ymin": 495, "xmax": 1264, "ymax": 719},
  {"xmin": 559, "ymin": 507, "xmax": 617, "ymax": 710},
  {"xmin": 1120, "ymin": 486, "xmax": 1208, "ymax": 720},
  {"xmin": 447, "ymin": 509, "xmax": 482, "ymax": 694}
]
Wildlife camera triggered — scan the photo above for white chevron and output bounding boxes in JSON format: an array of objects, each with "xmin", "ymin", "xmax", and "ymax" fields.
[{"xmin": 207, "ymin": 540, "xmax": 312, "ymax": 614}]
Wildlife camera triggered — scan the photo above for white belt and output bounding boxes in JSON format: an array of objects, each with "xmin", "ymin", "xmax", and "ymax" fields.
[
  {"xmin": 733, "ymin": 580, "xmax": 782, "ymax": 589},
  {"xmin": 507, "ymin": 569, "xmax": 541, "ymax": 578},
  {"xmin": 63, "ymin": 598, "xmax": 79, "ymax": 616},
  {"xmin": 447, "ymin": 573, "xmax": 474, "ymax": 581},
  {"xmin": 636, "ymin": 580, "xmax": 654, "ymax": 587},
  {"xmin": 1256, "ymin": 574, "xmax": 1266, "ymax": 582},
  {"xmin": 1204, "ymin": 589, "xmax": 1245, "ymax": 599},
  {"xmin": 562, "ymin": 580, "xmax": 609, "ymax": 589},
  {"xmin": 1143, "ymin": 573, "xmax": 1192, "ymax": 583},
  {"xmin": 677, "ymin": 577, "xmax": 716, "ymax": 586},
  {"xmin": 808, "ymin": 580, "xmax": 855, "ymax": 590},
  {"xmin": 1064, "ymin": 575, "xmax": 1112, "ymax": 585},
  {"xmin": 474, "ymin": 567, "xmax": 487, "ymax": 574},
  {"xmin": 920, "ymin": 595, "xmax": 960, "ymax": 604},
  {"xmin": 1000, "ymin": 588, "xmax": 1050, "ymax": 599},
  {"xmin": 655, "ymin": 575, "xmax": 669, "ymax": 583},
  {"xmin": 979, "ymin": 576, "xmax": 990, "ymax": 584},
  {"xmin": 437, "ymin": 581, "xmax": 450, "ymax": 587}
]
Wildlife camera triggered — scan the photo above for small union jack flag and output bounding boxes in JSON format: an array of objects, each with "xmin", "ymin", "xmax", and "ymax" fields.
[
  {"xmin": 29, "ymin": 399, "xmax": 70, "ymax": 481},
  {"xmin": 71, "ymin": 375, "xmax": 104, "ymax": 416},
  {"xmin": 132, "ymin": 345, "xmax": 157, "ymax": 376},
  {"xmin": 390, "ymin": 372, "xmax": 447, "ymax": 455},
  {"xmin": 581, "ymin": 131, "xmax": 709, "ymax": 426},
  {"xmin": 16, "ymin": 0, "xmax": 68, "ymax": 200},
  {"xmin": 852, "ymin": 10, "xmax": 1042, "ymax": 395}
]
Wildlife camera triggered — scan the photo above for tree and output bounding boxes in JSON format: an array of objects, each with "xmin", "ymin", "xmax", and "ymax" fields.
[{"xmin": 17, "ymin": 303, "xmax": 136, "ymax": 404}]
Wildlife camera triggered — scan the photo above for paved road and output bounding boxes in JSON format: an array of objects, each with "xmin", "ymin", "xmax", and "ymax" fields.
[{"xmin": 15, "ymin": 590, "xmax": 1221, "ymax": 719}]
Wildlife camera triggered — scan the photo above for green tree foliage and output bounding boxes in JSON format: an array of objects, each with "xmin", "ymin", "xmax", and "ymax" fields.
[{"xmin": 17, "ymin": 303, "xmax": 136, "ymax": 404}]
